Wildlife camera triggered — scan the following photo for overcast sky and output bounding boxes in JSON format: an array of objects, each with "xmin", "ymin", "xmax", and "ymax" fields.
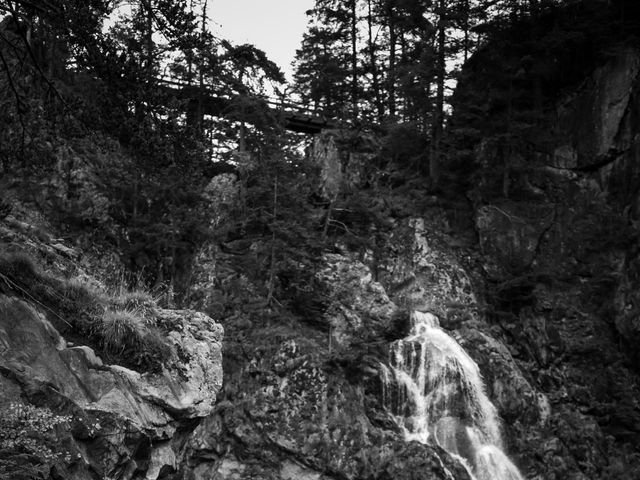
[{"xmin": 210, "ymin": 0, "xmax": 315, "ymax": 83}]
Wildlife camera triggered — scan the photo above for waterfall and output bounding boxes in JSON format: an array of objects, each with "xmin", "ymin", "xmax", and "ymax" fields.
[{"xmin": 381, "ymin": 311, "xmax": 524, "ymax": 480}]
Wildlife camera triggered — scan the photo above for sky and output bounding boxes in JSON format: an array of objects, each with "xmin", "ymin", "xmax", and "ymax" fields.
[{"xmin": 209, "ymin": 0, "xmax": 316, "ymax": 83}]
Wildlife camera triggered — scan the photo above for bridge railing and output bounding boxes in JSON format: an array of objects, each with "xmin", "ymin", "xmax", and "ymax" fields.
[{"xmin": 156, "ymin": 75, "xmax": 330, "ymax": 122}]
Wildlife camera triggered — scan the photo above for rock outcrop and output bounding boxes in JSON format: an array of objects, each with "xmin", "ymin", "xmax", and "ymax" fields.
[
  {"xmin": 0, "ymin": 294, "xmax": 223, "ymax": 480},
  {"xmin": 0, "ymin": 213, "xmax": 224, "ymax": 480}
]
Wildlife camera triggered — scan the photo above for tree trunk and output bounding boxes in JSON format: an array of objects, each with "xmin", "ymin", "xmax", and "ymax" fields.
[
  {"xmin": 135, "ymin": 0, "xmax": 154, "ymax": 121},
  {"xmin": 322, "ymin": 40, "xmax": 333, "ymax": 115},
  {"xmin": 367, "ymin": 0, "xmax": 384, "ymax": 120},
  {"xmin": 238, "ymin": 69, "xmax": 246, "ymax": 152},
  {"xmin": 350, "ymin": 0, "xmax": 358, "ymax": 120},
  {"xmin": 196, "ymin": 0, "xmax": 208, "ymax": 133},
  {"xmin": 144, "ymin": 0, "xmax": 153, "ymax": 81},
  {"xmin": 400, "ymin": 32, "xmax": 407, "ymax": 121},
  {"xmin": 430, "ymin": 0, "xmax": 446, "ymax": 185},
  {"xmin": 387, "ymin": 2, "xmax": 396, "ymax": 118},
  {"xmin": 187, "ymin": 0, "xmax": 194, "ymax": 83},
  {"xmin": 463, "ymin": 0, "xmax": 470, "ymax": 63},
  {"xmin": 266, "ymin": 172, "xmax": 278, "ymax": 305}
]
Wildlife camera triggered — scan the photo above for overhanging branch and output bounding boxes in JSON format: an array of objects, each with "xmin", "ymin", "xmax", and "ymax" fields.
[{"xmin": 5, "ymin": 0, "xmax": 66, "ymax": 105}]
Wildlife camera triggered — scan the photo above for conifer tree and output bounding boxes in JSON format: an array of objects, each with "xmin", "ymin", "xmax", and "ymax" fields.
[{"xmin": 293, "ymin": 0, "xmax": 355, "ymax": 118}]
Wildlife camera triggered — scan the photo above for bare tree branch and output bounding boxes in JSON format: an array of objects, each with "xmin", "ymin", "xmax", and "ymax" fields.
[
  {"xmin": 5, "ymin": 0, "xmax": 66, "ymax": 105},
  {"xmin": 0, "ymin": 46, "xmax": 27, "ymax": 162},
  {"xmin": 0, "ymin": 45, "xmax": 24, "ymax": 109},
  {"xmin": 1, "ymin": 0, "xmax": 60, "ymax": 15}
]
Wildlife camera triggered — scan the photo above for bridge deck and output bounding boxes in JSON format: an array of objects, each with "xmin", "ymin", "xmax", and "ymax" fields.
[{"xmin": 158, "ymin": 79, "xmax": 334, "ymax": 134}]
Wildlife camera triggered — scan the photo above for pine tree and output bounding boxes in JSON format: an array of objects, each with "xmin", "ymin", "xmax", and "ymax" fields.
[{"xmin": 293, "ymin": 0, "xmax": 354, "ymax": 118}]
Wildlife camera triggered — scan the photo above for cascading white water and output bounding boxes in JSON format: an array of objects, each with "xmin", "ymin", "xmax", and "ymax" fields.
[{"xmin": 381, "ymin": 311, "xmax": 525, "ymax": 480}]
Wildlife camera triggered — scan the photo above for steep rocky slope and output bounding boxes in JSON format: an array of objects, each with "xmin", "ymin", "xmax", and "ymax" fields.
[
  {"xmin": 0, "ymin": 211, "xmax": 223, "ymax": 479},
  {"xmin": 183, "ymin": 235, "xmax": 476, "ymax": 480},
  {"xmin": 447, "ymin": 5, "xmax": 640, "ymax": 478},
  {"xmin": 191, "ymin": 29, "xmax": 640, "ymax": 476},
  {"xmin": 179, "ymin": 139, "xmax": 542, "ymax": 479}
]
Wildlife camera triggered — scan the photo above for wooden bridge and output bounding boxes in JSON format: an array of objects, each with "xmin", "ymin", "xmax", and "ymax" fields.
[{"xmin": 158, "ymin": 78, "xmax": 335, "ymax": 134}]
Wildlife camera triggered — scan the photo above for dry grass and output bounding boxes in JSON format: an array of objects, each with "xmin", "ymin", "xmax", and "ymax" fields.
[
  {"xmin": 113, "ymin": 289, "xmax": 158, "ymax": 317},
  {"xmin": 98, "ymin": 309, "xmax": 172, "ymax": 371},
  {"xmin": 0, "ymin": 251, "xmax": 172, "ymax": 372},
  {"xmin": 99, "ymin": 309, "xmax": 146, "ymax": 353}
]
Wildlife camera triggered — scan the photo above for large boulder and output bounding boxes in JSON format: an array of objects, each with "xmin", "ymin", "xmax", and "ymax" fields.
[{"xmin": 0, "ymin": 294, "xmax": 223, "ymax": 480}]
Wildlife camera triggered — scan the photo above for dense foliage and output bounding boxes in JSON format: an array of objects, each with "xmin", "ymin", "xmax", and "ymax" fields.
[
  {"xmin": 293, "ymin": 0, "xmax": 638, "ymax": 181},
  {"xmin": 0, "ymin": 0, "xmax": 288, "ymax": 298},
  {"xmin": 0, "ymin": 0, "xmax": 637, "ymax": 297}
]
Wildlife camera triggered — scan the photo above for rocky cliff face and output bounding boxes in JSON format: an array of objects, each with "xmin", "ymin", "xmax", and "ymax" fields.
[
  {"xmin": 0, "ymin": 297, "xmax": 223, "ymax": 479},
  {"xmin": 451, "ymin": 22, "xmax": 640, "ymax": 480},
  {"xmin": 179, "ymin": 125, "xmax": 543, "ymax": 478}
]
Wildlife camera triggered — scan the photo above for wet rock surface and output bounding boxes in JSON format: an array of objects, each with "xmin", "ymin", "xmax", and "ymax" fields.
[
  {"xmin": 184, "ymin": 210, "xmax": 533, "ymax": 479},
  {"xmin": 183, "ymin": 177, "xmax": 640, "ymax": 480}
]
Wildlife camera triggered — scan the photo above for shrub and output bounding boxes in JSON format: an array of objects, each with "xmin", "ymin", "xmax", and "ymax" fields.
[
  {"xmin": 113, "ymin": 289, "xmax": 157, "ymax": 317},
  {"xmin": 0, "ymin": 402, "xmax": 71, "ymax": 480},
  {"xmin": 0, "ymin": 253, "xmax": 41, "ymax": 290},
  {"xmin": 99, "ymin": 309, "xmax": 146, "ymax": 354},
  {"xmin": 0, "ymin": 198, "xmax": 11, "ymax": 220},
  {"xmin": 99, "ymin": 309, "xmax": 172, "ymax": 372},
  {"xmin": 58, "ymin": 277, "xmax": 107, "ymax": 319}
]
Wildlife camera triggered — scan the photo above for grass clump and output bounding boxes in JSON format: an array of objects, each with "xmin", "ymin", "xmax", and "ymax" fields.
[
  {"xmin": 113, "ymin": 289, "xmax": 158, "ymax": 316},
  {"xmin": 0, "ymin": 252, "xmax": 41, "ymax": 288},
  {"xmin": 99, "ymin": 309, "xmax": 172, "ymax": 372},
  {"xmin": 0, "ymin": 250, "xmax": 172, "ymax": 373}
]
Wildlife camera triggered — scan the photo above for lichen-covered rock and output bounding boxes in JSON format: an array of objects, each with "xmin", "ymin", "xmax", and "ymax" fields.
[
  {"xmin": 312, "ymin": 130, "xmax": 380, "ymax": 200},
  {"xmin": 0, "ymin": 294, "xmax": 223, "ymax": 480},
  {"xmin": 153, "ymin": 309, "xmax": 224, "ymax": 416},
  {"xmin": 316, "ymin": 253, "xmax": 401, "ymax": 348},
  {"xmin": 475, "ymin": 203, "xmax": 554, "ymax": 278},
  {"xmin": 313, "ymin": 131, "xmax": 342, "ymax": 201},
  {"xmin": 377, "ymin": 217, "xmax": 478, "ymax": 321}
]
